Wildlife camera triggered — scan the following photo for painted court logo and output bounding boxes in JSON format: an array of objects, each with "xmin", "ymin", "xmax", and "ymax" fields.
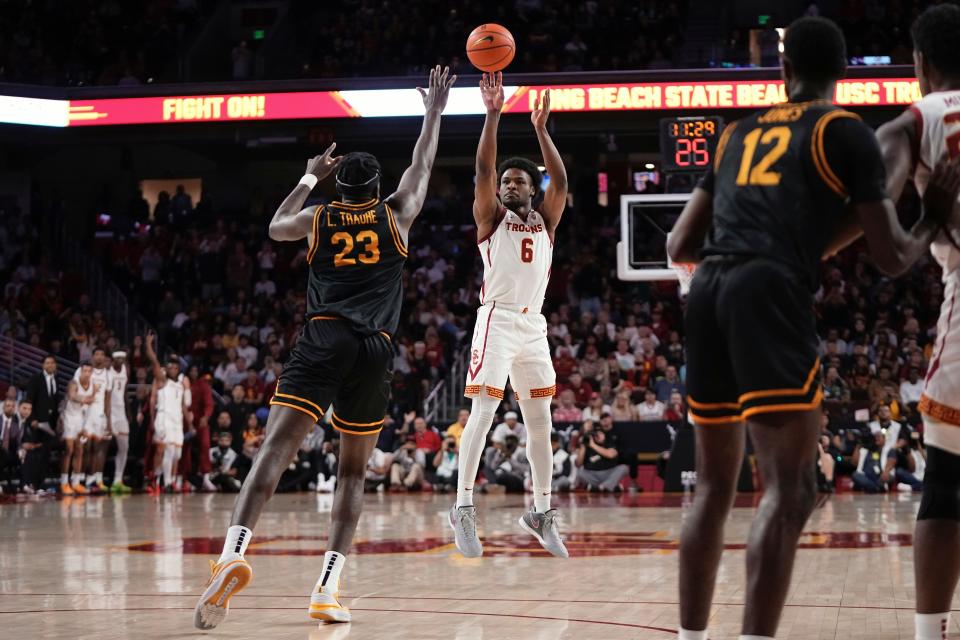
[{"xmin": 127, "ymin": 531, "xmax": 912, "ymax": 558}]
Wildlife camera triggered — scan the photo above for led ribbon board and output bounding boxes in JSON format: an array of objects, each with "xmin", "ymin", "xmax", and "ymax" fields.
[{"xmin": 0, "ymin": 78, "xmax": 923, "ymax": 127}]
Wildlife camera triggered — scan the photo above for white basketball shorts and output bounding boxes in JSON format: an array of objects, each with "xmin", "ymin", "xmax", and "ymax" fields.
[{"xmin": 464, "ymin": 303, "xmax": 556, "ymax": 401}]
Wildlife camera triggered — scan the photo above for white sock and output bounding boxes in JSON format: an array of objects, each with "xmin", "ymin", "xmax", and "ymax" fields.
[
  {"xmin": 678, "ymin": 629, "xmax": 708, "ymax": 640},
  {"xmin": 219, "ymin": 525, "xmax": 252, "ymax": 563},
  {"xmin": 315, "ymin": 551, "xmax": 346, "ymax": 592},
  {"xmin": 456, "ymin": 395, "xmax": 499, "ymax": 508},
  {"xmin": 93, "ymin": 472, "xmax": 102, "ymax": 484},
  {"xmin": 60, "ymin": 473, "xmax": 68, "ymax": 485},
  {"xmin": 85, "ymin": 473, "xmax": 94, "ymax": 485},
  {"xmin": 739, "ymin": 636, "xmax": 774, "ymax": 640},
  {"xmin": 71, "ymin": 473, "xmax": 81, "ymax": 485},
  {"xmin": 162, "ymin": 446, "xmax": 176, "ymax": 486},
  {"xmin": 518, "ymin": 399, "xmax": 554, "ymax": 513},
  {"xmin": 114, "ymin": 435, "xmax": 129, "ymax": 484},
  {"xmin": 915, "ymin": 612, "xmax": 950, "ymax": 640}
]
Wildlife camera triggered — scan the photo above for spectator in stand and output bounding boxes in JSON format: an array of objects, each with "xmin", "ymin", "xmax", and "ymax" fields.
[
  {"xmin": 0, "ymin": 399, "xmax": 23, "ymax": 492},
  {"xmin": 236, "ymin": 335, "xmax": 258, "ymax": 366},
  {"xmin": 433, "ymin": 435, "xmax": 459, "ymax": 491},
  {"xmin": 184, "ymin": 365, "xmax": 216, "ymax": 492},
  {"xmin": 610, "ymin": 389, "xmax": 639, "ymax": 421},
  {"xmin": 241, "ymin": 368, "xmax": 265, "ymax": 406},
  {"xmin": 552, "ymin": 389, "xmax": 583, "ymax": 423},
  {"xmin": 365, "ymin": 447, "xmax": 393, "ymax": 492},
  {"xmin": 253, "ymin": 271, "xmax": 276, "ymax": 298},
  {"xmin": 209, "ymin": 431, "xmax": 242, "ymax": 493},
  {"xmin": 550, "ymin": 431, "xmax": 573, "ymax": 492},
  {"xmin": 242, "ymin": 414, "xmax": 265, "ymax": 461},
  {"xmin": 822, "ymin": 366, "xmax": 848, "ymax": 402},
  {"xmin": 613, "ymin": 340, "xmax": 635, "ymax": 372},
  {"xmin": 562, "ymin": 370, "xmax": 593, "ymax": 406},
  {"xmin": 413, "ymin": 416, "xmax": 441, "ymax": 468},
  {"xmin": 445, "ymin": 409, "xmax": 469, "ymax": 447},
  {"xmin": 484, "ymin": 434, "xmax": 528, "ymax": 493},
  {"xmin": 654, "ymin": 365, "xmax": 684, "ymax": 403},
  {"xmin": 582, "ymin": 392, "xmax": 611, "ymax": 422},
  {"xmin": 637, "ymin": 389, "xmax": 666, "ymax": 421},
  {"xmin": 390, "ymin": 437, "xmax": 425, "ymax": 491},
  {"xmin": 170, "ymin": 185, "xmax": 193, "ymax": 222},
  {"xmin": 900, "ymin": 367, "xmax": 924, "ymax": 407},
  {"xmin": 224, "ymin": 387, "xmax": 248, "ymax": 448},
  {"xmin": 663, "ymin": 390, "xmax": 686, "ymax": 422},
  {"xmin": 575, "ymin": 417, "xmax": 628, "ymax": 492},
  {"xmin": 492, "ymin": 411, "xmax": 527, "ymax": 445},
  {"xmin": 852, "ymin": 432, "xmax": 888, "ymax": 493}
]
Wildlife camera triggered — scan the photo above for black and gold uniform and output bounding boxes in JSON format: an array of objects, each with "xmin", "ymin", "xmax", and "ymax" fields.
[
  {"xmin": 686, "ymin": 97, "xmax": 887, "ymax": 425},
  {"xmin": 270, "ymin": 198, "xmax": 408, "ymax": 435}
]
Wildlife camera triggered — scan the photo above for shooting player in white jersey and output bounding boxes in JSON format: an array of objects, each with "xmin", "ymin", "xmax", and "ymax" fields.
[{"xmin": 449, "ymin": 72, "xmax": 569, "ymax": 558}]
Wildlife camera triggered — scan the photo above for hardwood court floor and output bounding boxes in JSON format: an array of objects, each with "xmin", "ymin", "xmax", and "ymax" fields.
[{"xmin": 0, "ymin": 491, "xmax": 952, "ymax": 639}]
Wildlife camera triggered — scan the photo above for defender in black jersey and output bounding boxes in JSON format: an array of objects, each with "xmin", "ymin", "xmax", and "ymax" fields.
[
  {"xmin": 666, "ymin": 18, "xmax": 960, "ymax": 640},
  {"xmin": 194, "ymin": 67, "xmax": 457, "ymax": 630}
]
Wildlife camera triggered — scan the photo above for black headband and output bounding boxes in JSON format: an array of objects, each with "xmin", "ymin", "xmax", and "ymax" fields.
[{"xmin": 336, "ymin": 171, "xmax": 381, "ymax": 190}]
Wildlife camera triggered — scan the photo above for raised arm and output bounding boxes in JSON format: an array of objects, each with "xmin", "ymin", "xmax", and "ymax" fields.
[
  {"xmin": 268, "ymin": 143, "xmax": 342, "ymax": 242},
  {"xmin": 144, "ymin": 332, "xmax": 165, "ymax": 382},
  {"xmin": 387, "ymin": 66, "xmax": 457, "ymax": 238},
  {"xmin": 666, "ymin": 187, "xmax": 713, "ymax": 264},
  {"xmin": 474, "ymin": 72, "xmax": 505, "ymax": 241},
  {"xmin": 531, "ymin": 90, "xmax": 568, "ymax": 236}
]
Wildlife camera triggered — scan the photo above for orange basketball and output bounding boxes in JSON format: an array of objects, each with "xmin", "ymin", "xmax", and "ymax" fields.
[{"xmin": 466, "ymin": 24, "xmax": 515, "ymax": 72}]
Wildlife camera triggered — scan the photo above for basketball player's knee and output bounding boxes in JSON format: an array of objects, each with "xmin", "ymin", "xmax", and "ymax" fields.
[
  {"xmin": 918, "ymin": 446, "xmax": 960, "ymax": 521},
  {"xmin": 518, "ymin": 398, "xmax": 552, "ymax": 432}
]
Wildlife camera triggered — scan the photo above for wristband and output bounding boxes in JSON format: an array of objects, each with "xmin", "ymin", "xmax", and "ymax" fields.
[{"xmin": 299, "ymin": 174, "xmax": 318, "ymax": 190}]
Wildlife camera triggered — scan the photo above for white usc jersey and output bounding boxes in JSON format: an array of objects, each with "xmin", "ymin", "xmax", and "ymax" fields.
[
  {"xmin": 62, "ymin": 379, "xmax": 93, "ymax": 439},
  {"xmin": 107, "ymin": 367, "xmax": 128, "ymax": 414},
  {"xmin": 74, "ymin": 366, "xmax": 108, "ymax": 413},
  {"xmin": 478, "ymin": 207, "xmax": 553, "ymax": 314},
  {"xmin": 466, "ymin": 206, "xmax": 557, "ymax": 401},
  {"xmin": 912, "ymin": 89, "xmax": 960, "ymax": 440},
  {"xmin": 911, "ymin": 89, "xmax": 960, "ymax": 277},
  {"xmin": 156, "ymin": 376, "xmax": 187, "ymax": 423}
]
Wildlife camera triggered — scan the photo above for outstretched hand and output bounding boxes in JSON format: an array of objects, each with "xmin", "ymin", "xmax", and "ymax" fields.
[
  {"xmin": 531, "ymin": 89, "xmax": 551, "ymax": 129},
  {"xmin": 480, "ymin": 71, "xmax": 504, "ymax": 112},
  {"xmin": 417, "ymin": 65, "xmax": 458, "ymax": 114},
  {"xmin": 305, "ymin": 143, "xmax": 342, "ymax": 181}
]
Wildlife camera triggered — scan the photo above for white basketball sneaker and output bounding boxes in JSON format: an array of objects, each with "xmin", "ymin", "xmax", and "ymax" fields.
[
  {"xmin": 308, "ymin": 580, "xmax": 351, "ymax": 623},
  {"xmin": 194, "ymin": 557, "xmax": 253, "ymax": 629}
]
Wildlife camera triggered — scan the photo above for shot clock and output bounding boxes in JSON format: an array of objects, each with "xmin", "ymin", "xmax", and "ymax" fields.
[{"xmin": 658, "ymin": 115, "xmax": 724, "ymax": 171}]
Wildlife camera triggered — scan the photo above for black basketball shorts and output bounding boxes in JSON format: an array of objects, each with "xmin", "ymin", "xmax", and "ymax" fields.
[
  {"xmin": 269, "ymin": 318, "xmax": 393, "ymax": 435},
  {"xmin": 684, "ymin": 256, "xmax": 822, "ymax": 425}
]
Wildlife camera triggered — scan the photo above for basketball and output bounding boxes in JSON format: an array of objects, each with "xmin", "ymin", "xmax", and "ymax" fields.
[{"xmin": 466, "ymin": 23, "xmax": 515, "ymax": 72}]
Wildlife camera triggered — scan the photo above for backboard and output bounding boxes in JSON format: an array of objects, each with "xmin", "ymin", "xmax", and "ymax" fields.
[{"xmin": 616, "ymin": 193, "xmax": 691, "ymax": 281}]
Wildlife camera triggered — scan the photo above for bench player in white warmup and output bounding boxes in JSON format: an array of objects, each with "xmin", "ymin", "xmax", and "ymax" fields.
[
  {"xmin": 146, "ymin": 333, "xmax": 191, "ymax": 493},
  {"xmin": 74, "ymin": 348, "xmax": 110, "ymax": 493},
  {"xmin": 107, "ymin": 351, "xmax": 132, "ymax": 493},
  {"xmin": 60, "ymin": 363, "xmax": 96, "ymax": 495},
  {"xmin": 873, "ymin": 6, "xmax": 960, "ymax": 639},
  {"xmin": 450, "ymin": 72, "xmax": 569, "ymax": 558}
]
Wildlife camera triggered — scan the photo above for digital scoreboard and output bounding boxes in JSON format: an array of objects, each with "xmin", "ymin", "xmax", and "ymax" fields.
[{"xmin": 658, "ymin": 115, "xmax": 724, "ymax": 171}]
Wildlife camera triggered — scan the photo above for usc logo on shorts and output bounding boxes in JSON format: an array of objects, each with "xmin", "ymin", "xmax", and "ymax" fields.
[{"xmin": 471, "ymin": 349, "xmax": 480, "ymax": 365}]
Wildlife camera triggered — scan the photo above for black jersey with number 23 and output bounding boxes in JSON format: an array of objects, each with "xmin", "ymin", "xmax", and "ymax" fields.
[{"xmin": 306, "ymin": 198, "xmax": 408, "ymax": 336}]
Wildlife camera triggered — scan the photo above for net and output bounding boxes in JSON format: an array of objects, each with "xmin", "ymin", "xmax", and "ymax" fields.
[{"xmin": 668, "ymin": 257, "xmax": 696, "ymax": 295}]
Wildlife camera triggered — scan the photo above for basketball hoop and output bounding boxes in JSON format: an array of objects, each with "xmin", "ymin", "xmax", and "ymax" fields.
[{"xmin": 668, "ymin": 257, "xmax": 696, "ymax": 296}]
